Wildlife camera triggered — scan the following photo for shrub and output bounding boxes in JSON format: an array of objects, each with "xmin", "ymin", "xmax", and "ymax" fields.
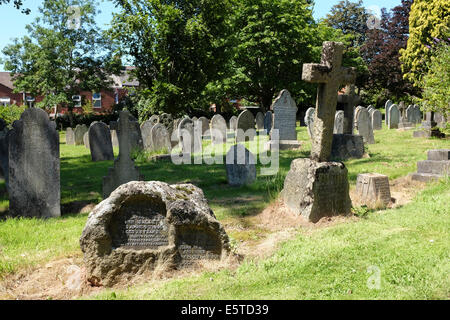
[{"xmin": 0, "ymin": 105, "xmax": 26, "ymax": 126}]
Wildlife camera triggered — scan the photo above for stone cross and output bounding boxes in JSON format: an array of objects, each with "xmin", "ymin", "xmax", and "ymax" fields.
[
  {"xmin": 337, "ymin": 84, "xmax": 360, "ymax": 134},
  {"xmin": 302, "ymin": 42, "xmax": 356, "ymax": 162}
]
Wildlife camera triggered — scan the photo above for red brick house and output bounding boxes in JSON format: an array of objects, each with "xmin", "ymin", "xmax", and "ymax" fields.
[{"xmin": 0, "ymin": 67, "xmax": 138, "ymax": 116}]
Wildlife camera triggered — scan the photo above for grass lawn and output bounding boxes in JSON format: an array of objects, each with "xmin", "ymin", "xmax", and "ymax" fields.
[{"xmin": 0, "ymin": 123, "xmax": 449, "ymax": 299}]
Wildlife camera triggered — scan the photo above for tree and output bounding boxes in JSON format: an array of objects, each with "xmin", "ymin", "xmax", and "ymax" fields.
[
  {"xmin": 0, "ymin": 0, "xmax": 30, "ymax": 14},
  {"xmin": 400, "ymin": 0, "xmax": 450, "ymax": 87},
  {"xmin": 109, "ymin": 0, "xmax": 232, "ymax": 119},
  {"xmin": 325, "ymin": 0, "xmax": 369, "ymax": 48},
  {"xmin": 361, "ymin": 0, "xmax": 418, "ymax": 103},
  {"xmin": 2, "ymin": 0, "xmax": 121, "ymax": 124}
]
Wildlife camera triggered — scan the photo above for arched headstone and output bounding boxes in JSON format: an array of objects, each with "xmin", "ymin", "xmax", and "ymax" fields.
[
  {"xmin": 236, "ymin": 110, "xmax": 255, "ymax": 142},
  {"xmin": 388, "ymin": 104, "xmax": 400, "ymax": 129},
  {"xmin": 66, "ymin": 127, "xmax": 75, "ymax": 145},
  {"xmin": 355, "ymin": 107, "xmax": 375, "ymax": 144},
  {"xmin": 141, "ymin": 120, "xmax": 155, "ymax": 151},
  {"xmin": 304, "ymin": 107, "xmax": 315, "ymax": 139},
  {"xmin": 151, "ymin": 123, "xmax": 172, "ymax": 152},
  {"xmin": 74, "ymin": 124, "xmax": 88, "ymax": 145},
  {"xmin": 255, "ymin": 112, "xmax": 264, "ymax": 130},
  {"xmin": 211, "ymin": 114, "xmax": 227, "ymax": 144},
  {"xmin": 89, "ymin": 122, "xmax": 114, "ymax": 161},
  {"xmin": 334, "ymin": 110, "xmax": 344, "ymax": 134}
]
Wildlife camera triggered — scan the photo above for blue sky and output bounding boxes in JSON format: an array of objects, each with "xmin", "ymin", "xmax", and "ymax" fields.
[{"xmin": 0, "ymin": 0, "xmax": 402, "ymax": 71}]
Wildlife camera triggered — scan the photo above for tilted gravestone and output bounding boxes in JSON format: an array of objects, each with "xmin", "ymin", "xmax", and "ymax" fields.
[
  {"xmin": 225, "ymin": 144, "xmax": 256, "ymax": 186},
  {"xmin": 80, "ymin": 181, "xmax": 230, "ymax": 287},
  {"xmin": 0, "ymin": 129, "xmax": 10, "ymax": 188},
  {"xmin": 264, "ymin": 111, "xmax": 273, "ymax": 134},
  {"xmin": 355, "ymin": 106, "xmax": 375, "ymax": 144},
  {"xmin": 236, "ymin": 110, "xmax": 255, "ymax": 143},
  {"xmin": 356, "ymin": 173, "xmax": 391, "ymax": 206},
  {"xmin": 304, "ymin": 107, "xmax": 315, "ymax": 139},
  {"xmin": 74, "ymin": 124, "xmax": 88, "ymax": 145},
  {"xmin": 151, "ymin": 123, "xmax": 172, "ymax": 152},
  {"xmin": 229, "ymin": 116, "xmax": 237, "ymax": 131},
  {"xmin": 211, "ymin": 114, "xmax": 227, "ymax": 144},
  {"xmin": 334, "ymin": 110, "xmax": 344, "ymax": 134},
  {"xmin": 141, "ymin": 120, "xmax": 155, "ymax": 151},
  {"xmin": 282, "ymin": 42, "xmax": 354, "ymax": 222},
  {"xmin": 370, "ymin": 109, "xmax": 382, "ymax": 130},
  {"xmin": 8, "ymin": 108, "xmax": 60, "ymax": 218},
  {"xmin": 385, "ymin": 100, "xmax": 393, "ymax": 125},
  {"xmin": 89, "ymin": 122, "xmax": 114, "ymax": 161},
  {"xmin": 388, "ymin": 104, "xmax": 400, "ymax": 129},
  {"xmin": 103, "ymin": 110, "xmax": 144, "ymax": 199},
  {"xmin": 178, "ymin": 118, "xmax": 202, "ymax": 153},
  {"xmin": 255, "ymin": 112, "xmax": 264, "ymax": 131},
  {"xmin": 66, "ymin": 128, "xmax": 75, "ymax": 145}
]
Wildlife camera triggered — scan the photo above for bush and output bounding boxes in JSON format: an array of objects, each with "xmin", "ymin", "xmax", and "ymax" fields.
[
  {"xmin": 55, "ymin": 111, "xmax": 119, "ymax": 130},
  {"xmin": 0, "ymin": 105, "xmax": 26, "ymax": 127}
]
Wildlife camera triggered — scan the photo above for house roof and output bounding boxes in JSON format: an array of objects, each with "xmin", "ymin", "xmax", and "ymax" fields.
[
  {"xmin": 0, "ymin": 72, "xmax": 14, "ymax": 89},
  {"xmin": 112, "ymin": 66, "xmax": 139, "ymax": 88}
]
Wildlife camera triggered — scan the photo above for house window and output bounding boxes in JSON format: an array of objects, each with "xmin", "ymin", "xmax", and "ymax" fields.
[
  {"xmin": 72, "ymin": 95, "xmax": 82, "ymax": 107},
  {"xmin": 92, "ymin": 92, "xmax": 102, "ymax": 108},
  {"xmin": 0, "ymin": 97, "xmax": 11, "ymax": 106}
]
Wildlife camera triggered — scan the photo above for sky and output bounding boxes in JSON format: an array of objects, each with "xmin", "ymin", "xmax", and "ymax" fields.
[{"xmin": 0, "ymin": 0, "xmax": 402, "ymax": 71}]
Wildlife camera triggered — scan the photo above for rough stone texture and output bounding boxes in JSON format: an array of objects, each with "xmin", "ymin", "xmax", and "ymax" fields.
[
  {"xmin": 271, "ymin": 89, "xmax": 298, "ymax": 141},
  {"xmin": 282, "ymin": 158, "xmax": 352, "ymax": 223},
  {"xmin": 151, "ymin": 123, "xmax": 172, "ymax": 152},
  {"xmin": 149, "ymin": 115, "xmax": 160, "ymax": 126},
  {"xmin": 8, "ymin": 108, "xmax": 60, "ymax": 218},
  {"xmin": 428, "ymin": 149, "xmax": 450, "ymax": 161},
  {"xmin": 304, "ymin": 107, "xmax": 315, "ymax": 139},
  {"xmin": 211, "ymin": 114, "xmax": 227, "ymax": 144},
  {"xmin": 334, "ymin": 110, "xmax": 344, "ymax": 134},
  {"xmin": 370, "ymin": 109, "xmax": 382, "ymax": 130},
  {"xmin": 198, "ymin": 117, "xmax": 210, "ymax": 136},
  {"xmin": 141, "ymin": 120, "xmax": 155, "ymax": 151},
  {"xmin": 103, "ymin": 111, "xmax": 144, "ymax": 199},
  {"xmin": 229, "ymin": 116, "xmax": 237, "ymax": 131},
  {"xmin": 356, "ymin": 173, "xmax": 391, "ymax": 206},
  {"xmin": 83, "ymin": 132, "xmax": 90, "ymax": 149},
  {"xmin": 331, "ymin": 134, "xmax": 365, "ymax": 160},
  {"xmin": 178, "ymin": 118, "xmax": 202, "ymax": 153},
  {"xmin": 236, "ymin": 110, "xmax": 255, "ymax": 142},
  {"xmin": 385, "ymin": 100, "xmax": 393, "ymax": 125},
  {"xmin": 337, "ymin": 84, "xmax": 360, "ymax": 134},
  {"xmin": 66, "ymin": 128, "xmax": 75, "ymax": 145},
  {"xmin": 74, "ymin": 124, "xmax": 88, "ymax": 145},
  {"xmin": 89, "ymin": 122, "xmax": 114, "ymax": 161},
  {"xmin": 355, "ymin": 107, "xmax": 375, "ymax": 144},
  {"xmin": 264, "ymin": 111, "xmax": 273, "ymax": 134},
  {"xmin": 225, "ymin": 144, "xmax": 256, "ymax": 186},
  {"xmin": 111, "ymin": 130, "xmax": 119, "ymax": 148},
  {"xmin": 255, "ymin": 112, "xmax": 265, "ymax": 130},
  {"xmin": 388, "ymin": 104, "xmax": 400, "ymax": 129},
  {"xmin": 302, "ymin": 42, "xmax": 356, "ymax": 162},
  {"xmin": 80, "ymin": 181, "xmax": 230, "ymax": 287},
  {"xmin": 0, "ymin": 129, "xmax": 10, "ymax": 187}
]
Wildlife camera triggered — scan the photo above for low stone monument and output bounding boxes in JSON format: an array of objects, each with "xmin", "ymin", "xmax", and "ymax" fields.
[
  {"xmin": 103, "ymin": 110, "xmax": 144, "ymax": 199},
  {"xmin": 356, "ymin": 173, "xmax": 391, "ymax": 206},
  {"xmin": 236, "ymin": 110, "xmax": 255, "ymax": 143},
  {"xmin": 89, "ymin": 122, "xmax": 114, "ymax": 161},
  {"xmin": 282, "ymin": 42, "xmax": 354, "ymax": 222},
  {"xmin": 80, "ymin": 181, "xmax": 230, "ymax": 286},
  {"xmin": 225, "ymin": 144, "xmax": 256, "ymax": 187},
  {"xmin": 8, "ymin": 108, "xmax": 60, "ymax": 218},
  {"xmin": 410, "ymin": 149, "xmax": 450, "ymax": 182},
  {"xmin": 66, "ymin": 128, "xmax": 75, "ymax": 145}
]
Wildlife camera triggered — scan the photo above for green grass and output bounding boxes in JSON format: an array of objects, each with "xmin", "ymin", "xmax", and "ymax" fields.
[{"xmin": 0, "ymin": 123, "xmax": 449, "ymax": 299}]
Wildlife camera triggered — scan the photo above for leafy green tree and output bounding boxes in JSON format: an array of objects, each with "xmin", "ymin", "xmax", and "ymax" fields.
[
  {"xmin": 400, "ymin": 0, "xmax": 450, "ymax": 86},
  {"xmin": 0, "ymin": 0, "xmax": 30, "ymax": 14},
  {"xmin": 1, "ymin": 0, "xmax": 121, "ymax": 124}
]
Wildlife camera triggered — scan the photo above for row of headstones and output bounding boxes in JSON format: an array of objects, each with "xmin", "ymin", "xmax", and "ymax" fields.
[{"xmin": 385, "ymin": 100, "xmax": 422, "ymax": 129}]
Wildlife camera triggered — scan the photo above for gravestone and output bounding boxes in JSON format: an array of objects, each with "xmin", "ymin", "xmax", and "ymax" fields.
[
  {"xmin": 211, "ymin": 115, "xmax": 227, "ymax": 144},
  {"xmin": 103, "ymin": 110, "xmax": 144, "ymax": 199},
  {"xmin": 151, "ymin": 123, "xmax": 172, "ymax": 152},
  {"xmin": 337, "ymin": 84, "xmax": 360, "ymax": 134},
  {"xmin": 236, "ymin": 110, "xmax": 255, "ymax": 143},
  {"xmin": 355, "ymin": 107, "xmax": 375, "ymax": 144},
  {"xmin": 83, "ymin": 132, "xmax": 90, "ymax": 149},
  {"xmin": 111, "ymin": 130, "xmax": 119, "ymax": 148},
  {"xmin": 331, "ymin": 134, "xmax": 364, "ymax": 160},
  {"xmin": 0, "ymin": 129, "xmax": 10, "ymax": 188},
  {"xmin": 370, "ymin": 109, "xmax": 382, "ymax": 130},
  {"xmin": 410, "ymin": 149, "xmax": 450, "ymax": 182},
  {"xmin": 66, "ymin": 128, "xmax": 75, "ymax": 145},
  {"xmin": 178, "ymin": 118, "xmax": 201, "ymax": 153},
  {"xmin": 356, "ymin": 173, "xmax": 391, "ymax": 206},
  {"xmin": 80, "ymin": 181, "xmax": 230, "ymax": 287},
  {"xmin": 385, "ymin": 100, "xmax": 393, "ymax": 125},
  {"xmin": 406, "ymin": 105, "xmax": 414, "ymax": 123},
  {"xmin": 334, "ymin": 110, "xmax": 344, "ymax": 134},
  {"xmin": 282, "ymin": 42, "xmax": 354, "ymax": 222},
  {"xmin": 255, "ymin": 112, "xmax": 264, "ymax": 131},
  {"xmin": 198, "ymin": 117, "xmax": 210, "ymax": 136},
  {"xmin": 8, "ymin": 108, "xmax": 60, "ymax": 218},
  {"xmin": 229, "ymin": 116, "xmax": 238, "ymax": 131},
  {"xmin": 413, "ymin": 105, "xmax": 422, "ymax": 124},
  {"xmin": 225, "ymin": 144, "xmax": 256, "ymax": 186},
  {"xmin": 149, "ymin": 115, "xmax": 160, "ymax": 125},
  {"xmin": 413, "ymin": 112, "xmax": 445, "ymax": 138},
  {"xmin": 264, "ymin": 111, "xmax": 273, "ymax": 134},
  {"xmin": 74, "ymin": 124, "xmax": 88, "ymax": 145},
  {"xmin": 141, "ymin": 120, "xmax": 155, "ymax": 151},
  {"xmin": 304, "ymin": 107, "xmax": 315, "ymax": 139},
  {"xmin": 89, "ymin": 122, "xmax": 114, "ymax": 161},
  {"xmin": 388, "ymin": 104, "xmax": 400, "ymax": 129}
]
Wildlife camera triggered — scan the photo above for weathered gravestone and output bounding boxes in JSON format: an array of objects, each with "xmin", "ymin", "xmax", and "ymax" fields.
[
  {"xmin": 83, "ymin": 132, "xmax": 90, "ymax": 149},
  {"xmin": 334, "ymin": 110, "xmax": 344, "ymax": 134},
  {"xmin": 370, "ymin": 109, "xmax": 382, "ymax": 130},
  {"xmin": 141, "ymin": 120, "xmax": 155, "ymax": 151},
  {"xmin": 255, "ymin": 112, "xmax": 264, "ymax": 131},
  {"xmin": 178, "ymin": 118, "xmax": 202, "ymax": 153},
  {"xmin": 229, "ymin": 116, "xmax": 237, "ymax": 131},
  {"xmin": 0, "ymin": 129, "xmax": 10, "ymax": 188},
  {"xmin": 8, "ymin": 108, "xmax": 60, "ymax": 218},
  {"xmin": 89, "ymin": 122, "xmax": 114, "ymax": 161},
  {"xmin": 337, "ymin": 84, "xmax": 360, "ymax": 134},
  {"xmin": 80, "ymin": 181, "xmax": 230, "ymax": 286},
  {"xmin": 66, "ymin": 128, "xmax": 75, "ymax": 145},
  {"xmin": 198, "ymin": 117, "xmax": 210, "ymax": 136},
  {"xmin": 269, "ymin": 89, "xmax": 300, "ymax": 150},
  {"xmin": 264, "ymin": 111, "xmax": 273, "ymax": 134},
  {"xmin": 111, "ymin": 130, "xmax": 119, "ymax": 148},
  {"xmin": 304, "ymin": 107, "xmax": 315, "ymax": 139},
  {"xmin": 103, "ymin": 111, "xmax": 144, "ymax": 199},
  {"xmin": 355, "ymin": 106, "xmax": 375, "ymax": 144},
  {"xmin": 149, "ymin": 115, "xmax": 160, "ymax": 126},
  {"xmin": 388, "ymin": 104, "xmax": 400, "ymax": 129},
  {"xmin": 385, "ymin": 100, "xmax": 393, "ymax": 125},
  {"xmin": 282, "ymin": 42, "xmax": 353, "ymax": 222},
  {"xmin": 74, "ymin": 124, "xmax": 88, "ymax": 145},
  {"xmin": 211, "ymin": 114, "xmax": 227, "ymax": 144},
  {"xmin": 356, "ymin": 173, "xmax": 391, "ymax": 206},
  {"xmin": 236, "ymin": 110, "xmax": 255, "ymax": 143},
  {"xmin": 225, "ymin": 144, "xmax": 256, "ymax": 187},
  {"xmin": 151, "ymin": 123, "xmax": 172, "ymax": 152}
]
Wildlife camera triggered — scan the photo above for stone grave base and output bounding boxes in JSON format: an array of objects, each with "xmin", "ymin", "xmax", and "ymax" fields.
[
  {"xmin": 331, "ymin": 134, "xmax": 365, "ymax": 160},
  {"xmin": 413, "ymin": 129, "xmax": 445, "ymax": 139},
  {"xmin": 410, "ymin": 149, "xmax": 450, "ymax": 182},
  {"xmin": 281, "ymin": 158, "xmax": 352, "ymax": 223},
  {"xmin": 398, "ymin": 122, "xmax": 415, "ymax": 130},
  {"xmin": 265, "ymin": 140, "xmax": 301, "ymax": 151}
]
